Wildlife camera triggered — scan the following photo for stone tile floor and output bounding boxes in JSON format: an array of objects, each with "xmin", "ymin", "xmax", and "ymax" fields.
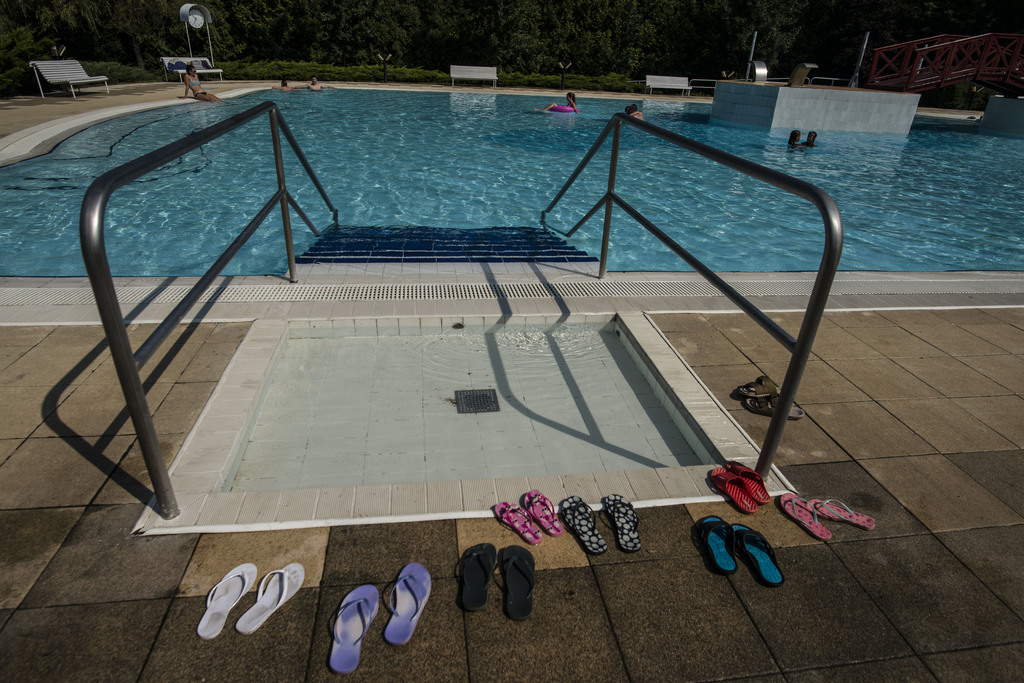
[{"xmin": 1, "ymin": 308, "xmax": 1023, "ymax": 680}]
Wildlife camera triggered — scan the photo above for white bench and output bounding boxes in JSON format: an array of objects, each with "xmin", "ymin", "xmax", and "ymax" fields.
[
  {"xmin": 645, "ymin": 75, "xmax": 691, "ymax": 95},
  {"xmin": 450, "ymin": 65, "xmax": 498, "ymax": 87},
  {"xmin": 28, "ymin": 60, "xmax": 109, "ymax": 98},
  {"xmin": 161, "ymin": 57, "xmax": 224, "ymax": 82}
]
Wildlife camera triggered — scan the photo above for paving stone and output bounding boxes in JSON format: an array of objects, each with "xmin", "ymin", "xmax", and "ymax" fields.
[
  {"xmin": 824, "ymin": 311, "xmax": 894, "ymax": 328},
  {"xmin": 902, "ymin": 324, "xmax": 1006, "ymax": 356},
  {"xmin": 730, "ymin": 544, "xmax": 913, "ymax": 671},
  {"xmin": 929, "ymin": 309, "xmax": 1004, "ymax": 326},
  {"xmin": 308, "ymin": 579, "xmax": 470, "ymax": 681},
  {"xmin": 921, "ymin": 642, "xmax": 1024, "ymax": 681},
  {"xmin": 718, "ymin": 326, "xmax": 797, "ymax": 363},
  {"xmin": 780, "ymin": 461, "xmax": 928, "ymax": 541},
  {"xmin": 757, "ymin": 359, "xmax": 869, "ymax": 403},
  {"xmin": 0, "ymin": 507, "xmax": 83, "ymax": 609},
  {"xmin": 785, "ymin": 657, "xmax": 933, "ymax": 682},
  {"xmin": 958, "ymin": 353, "xmax": 1024, "ymax": 393},
  {"xmin": 323, "ymin": 519, "xmax": 457, "ymax": 586},
  {"xmin": 860, "ymin": 454, "xmax": 1022, "ymax": 532},
  {"xmin": 143, "ymin": 591, "xmax": 316, "ymax": 681},
  {"xmin": 954, "ymin": 395, "xmax": 1024, "ymax": 447},
  {"xmin": 596, "ymin": 557, "xmax": 777, "ymax": 680},
  {"xmin": 938, "ymin": 525, "xmax": 1024, "ymax": 620},
  {"xmin": 0, "ymin": 435, "xmax": 132, "ymax": 508},
  {"xmin": 21, "ymin": 504, "xmax": 198, "ymax": 607},
  {"xmin": 804, "ymin": 325, "xmax": 884, "ymax": 360},
  {"xmin": 94, "ymin": 433, "xmax": 187, "ymax": 505},
  {"xmin": 0, "ymin": 600, "xmax": 168, "ymax": 681},
  {"xmin": 0, "ymin": 325, "xmax": 53, "ymax": 347},
  {"xmin": 151, "ymin": 381, "xmax": 217, "ymax": 434},
  {"xmin": 729, "ymin": 407, "xmax": 850, "ymax": 466},
  {"xmin": 0, "ymin": 438, "xmax": 19, "ymax": 467},
  {"xmin": 880, "ymin": 398, "xmax": 1016, "ymax": 454},
  {"xmin": 826, "ymin": 358, "xmax": 941, "ymax": 400},
  {"xmin": 662, "ymin": 329, "xmax": 749, "ymax": 367},
  {"xmin": 648, "ymin": 312, "xmax": 717, "ymax": 333},
  {"xmin": 803, "ymin": 401, "xmax": 935, "ymax": 459},
  {"xmin": 878, "ymin": 310, "xmax": 952, "ymax": 326},
  {"xmin": 961, "ymin": 322, "xmax": 1024, "ymax": 354},
  {"xmin": 0, "ymin": 385, "xmax": 54, "ymax": 439},
  {"xmin": 832, "ymin": 535, "xmax": 1024, "ymax": 654},
  {"xmin": 179, "ymin": 527, "xmax": 329, "ymax": 597},
  {"xmin": 895, "ymin": 356, "xmax": 1012, "ymax": 397},
  {"xmin": 32, "ymin": 381, "xmax": 173, "ymax": 439},
  {"xmin": 845, "ymin": 326, "xmax": 946, "ymax": 358},
  {"xmin": 686, "ymin": 362, "xmax": 764, "ymax": 410},
  {"xmin": 945, "ymin": 450, "xmax": 1024, "ymax": 516}
]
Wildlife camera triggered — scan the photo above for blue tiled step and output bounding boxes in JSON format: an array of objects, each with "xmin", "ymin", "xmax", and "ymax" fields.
[{"xmin": 296, "ymin": 226, "xmax": 598, "ymax": 264}]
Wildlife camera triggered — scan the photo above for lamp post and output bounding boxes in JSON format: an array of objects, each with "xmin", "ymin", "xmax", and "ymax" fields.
[
  {"xmin": 559, "ymin": 61, "xmax": 572, "ymax": 90},
  {"xmin": 377, "ymin": 53, "xmax": 392, "ymax": 83}
]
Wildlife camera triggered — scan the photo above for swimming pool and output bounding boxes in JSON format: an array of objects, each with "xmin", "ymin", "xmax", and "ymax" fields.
[{"xmin": 1, "ymin": 89, "xmax": 1022, "ymax": 276}]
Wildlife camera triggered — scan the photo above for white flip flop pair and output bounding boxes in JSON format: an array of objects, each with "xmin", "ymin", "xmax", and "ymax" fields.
[{"xmin": 196, "ymin": 562, "xmax": 305, "ymax": 640}]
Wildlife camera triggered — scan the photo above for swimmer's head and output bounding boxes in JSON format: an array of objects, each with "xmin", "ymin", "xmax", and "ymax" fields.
[{"xmin": 788, "ymin": 130, "xmax": 801, "ymax": 145}]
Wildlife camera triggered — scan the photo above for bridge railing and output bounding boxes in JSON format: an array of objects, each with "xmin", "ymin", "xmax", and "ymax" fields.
[{"xmin": 867, "ymin": 33, "xmax": 1024, "ymax": 94}]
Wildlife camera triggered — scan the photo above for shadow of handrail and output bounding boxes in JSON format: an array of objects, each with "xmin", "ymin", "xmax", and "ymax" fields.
[
  {"xmin": 79, "ymin": 101, "xmax": 337, "ymax": 519},
  {"xmin": 541, "ymin": 113, "xmax": 843, "ymax": 476}
]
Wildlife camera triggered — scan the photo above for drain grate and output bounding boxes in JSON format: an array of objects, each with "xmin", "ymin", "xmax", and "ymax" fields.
[{"xmin": 454, "ymin": 389, "xmax": 500, "ymax": 414}]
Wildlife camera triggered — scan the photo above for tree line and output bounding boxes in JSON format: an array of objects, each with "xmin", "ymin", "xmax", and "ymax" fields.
[{"xmin": 2, "ymin": 0, "xmax": 1023, "ymax": 85}]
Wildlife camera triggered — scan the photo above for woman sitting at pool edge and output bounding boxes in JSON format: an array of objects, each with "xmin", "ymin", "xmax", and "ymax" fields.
[
  {"xmin": 540, "ymin": 92, "xmax": 578, "ymax": 113},
  {"xmin": 183, "ymin": 65, "xmax": 221, "ymax": 102}
]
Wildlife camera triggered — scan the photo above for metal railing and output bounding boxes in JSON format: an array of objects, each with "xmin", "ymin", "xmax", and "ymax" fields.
[
  {"xmin": 541, "ymin": 113, "xmax": 843, "ymax": 475},
  {"xmin": 80, "ymin": 101, "xmax": 336, "ymax": 519}
]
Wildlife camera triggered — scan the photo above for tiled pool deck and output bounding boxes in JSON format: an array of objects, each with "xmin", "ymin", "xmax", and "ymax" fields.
[{"xmin": 1, "ymin": 83, "xmax": 1023, "ymax": 680}]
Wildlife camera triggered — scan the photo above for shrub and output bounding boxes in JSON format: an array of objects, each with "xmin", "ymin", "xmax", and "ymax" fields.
[
  {"xmin": 0, "ymin": 27, "xmax": 48, "ymax": 98},
  {"xmin": 79, "ymin": 61, "xmax": 156, "ymax": 85}
]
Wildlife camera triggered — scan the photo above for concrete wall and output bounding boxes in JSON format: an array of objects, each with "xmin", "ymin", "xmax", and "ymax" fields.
[
  {"xmin": 710, "ymin": 81, "xmax": 921, "ymax": 134},
  {"xmin": 981, "ymin": 97, "xmax": 1024, "ymax": 137}
]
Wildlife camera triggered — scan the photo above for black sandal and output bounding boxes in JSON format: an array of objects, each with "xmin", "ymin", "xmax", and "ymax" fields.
[{"xmin": 458, "ymin": 543, "xmax": 496, "ymax": 611}]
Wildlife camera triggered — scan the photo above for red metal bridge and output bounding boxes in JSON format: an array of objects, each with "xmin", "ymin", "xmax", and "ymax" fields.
[{"xmin": 865, "ymin": 33, "xmax": 1024, "ymax": 97}]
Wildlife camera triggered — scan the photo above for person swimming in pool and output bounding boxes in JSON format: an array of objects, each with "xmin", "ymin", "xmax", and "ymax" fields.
[
  {"xmin": 540, "ymin": 92, "xmax": 578, "ymax": 112},
  {"xmin": 787, "ymin": 130, "xmax": 801, "ymax": 146},
  {"xmin": 625, "ymin": 103, "xmax": 643, "ymax": 120},
  {"xmin": 801, "ymin": 131, "xmax": 818, "ymax": 147},
  {"xmin": 183, "ymin": 65, "xmax": 220, "ymax": 102},
  {"xmin": 275, "ymin": 80, "xmax": 293, "ymax": 91},
  {"xmin": 308, "ymin": 76, "xmax": 323, "ymax": 91}
]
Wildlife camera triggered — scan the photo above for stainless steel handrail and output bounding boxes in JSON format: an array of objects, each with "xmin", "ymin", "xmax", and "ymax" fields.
[
  {"xmin": 542, "ymin": 113, "xmax": 843, "ymax": 475},
  {"xmin": 80, "ymin": 100, "xmax": 337, "ymax": 519}
]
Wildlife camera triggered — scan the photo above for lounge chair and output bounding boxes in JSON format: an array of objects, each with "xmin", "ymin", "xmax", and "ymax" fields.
[
  {"xmin": 28, "ymin": 60, "xmax": 109, "ymax": 98},
  {"xmin": 160, "ymin": 57, "xmax": 224, "ymax": 82}
]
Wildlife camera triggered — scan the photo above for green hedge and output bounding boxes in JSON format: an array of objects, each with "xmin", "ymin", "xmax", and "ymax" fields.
[{"xmin": 79, "ymin": 62, "xmax": 157, "ymax": 85}]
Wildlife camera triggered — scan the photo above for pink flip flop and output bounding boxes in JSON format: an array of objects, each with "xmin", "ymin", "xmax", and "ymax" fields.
[
  {"xmin": 524, "ymin": 490, "xmax": 565, "ymax": 536},
  {"xmin": 710, "ymin": 466, "xmax": 758, "ymax": 514},
  {"xmin": 494, "ymin": 502, "xmax": 543, "ymax": 544},
  {"xmin": 779, "ymin": 493, "xmax": 831, "ymax": 540},
  {"xmin": 812, "ymin": 499, "xmax": 876, "ymax": 530},
  {"xmin": 725, "ymin": 461, "xmax": 772, "ymax": 505}
]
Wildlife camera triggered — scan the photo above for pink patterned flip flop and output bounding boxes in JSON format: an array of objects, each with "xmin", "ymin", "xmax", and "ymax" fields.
[
  {"xmin": 779, "ymin": 493, "xmax": 832, "ymax": 540},
  {"xmin": 524, "ymin": 490, "xmax": 565, "ymax": 536},
  {"xmin": 812, "ymin": 499, "xmax": 876, "ymax": 530},
  {"xmin": 494, "ymin": 502, "xmax": 543, "ymax": 544}
]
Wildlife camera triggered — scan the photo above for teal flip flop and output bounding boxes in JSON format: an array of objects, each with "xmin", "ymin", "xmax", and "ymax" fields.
[
  {"xmin": 695, "ymin": 516, "xmax": 737, "ymax": 575},
  {"xmin": 732, "ymin": 524, "xmax": 785, "ymax": 588}
]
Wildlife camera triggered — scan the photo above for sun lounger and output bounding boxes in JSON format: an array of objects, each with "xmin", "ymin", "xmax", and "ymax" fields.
[
  {"xmin": 645, "ymin": 75, "xmax": 691, "ymax": 95},
  {"xmin": 450, "ymin": 65, "xmax": 498, "ymax": 87},
  {"xmin": 28, "ymin": 60, "xmax": 109, "ymax": 98},
  {"xmin": 161, "ymin": 57, "xmax": 224, "ymax": 82}
]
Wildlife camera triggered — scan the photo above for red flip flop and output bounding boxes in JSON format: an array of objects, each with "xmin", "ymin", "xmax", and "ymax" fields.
[
  {"xmin": 710, "ymin": 466, "xmax": 758, "ymax": 514},
  {"xmin": 725, "ymin": 461, "xmax": 772, "ymax": 505}
]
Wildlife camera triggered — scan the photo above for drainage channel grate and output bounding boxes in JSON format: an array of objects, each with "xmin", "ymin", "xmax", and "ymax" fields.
[
  {"xmin": 454, "ymin": 389, "xmax": 500, "ymax": 414},
  {"xmin": 2, "ymin": 277, "xmax": 1024, "ymax": 307}
]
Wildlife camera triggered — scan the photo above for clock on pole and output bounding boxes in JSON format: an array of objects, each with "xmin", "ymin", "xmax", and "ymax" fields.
[{"xmin": 178, "ymin": 5, "xmax": 216, "ymax": 66}]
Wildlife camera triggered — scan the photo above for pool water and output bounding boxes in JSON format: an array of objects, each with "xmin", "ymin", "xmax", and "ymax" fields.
[{"xmin": 1, "ymin": 89, "xmax": 1022, "ymax": 276}]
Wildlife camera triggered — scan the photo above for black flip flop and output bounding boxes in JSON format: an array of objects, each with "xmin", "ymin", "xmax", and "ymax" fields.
[
  {"xmin": 732, "ymin": 525, "xmax": 785, "ymax": 588},
  {"xmin": 459, "ymin": 543, "xmax": 496, "ymax": 611},
  {"xmin": 695, "ymin": 516, "xmax": 737, "ymax": 575},
  {"xmin": 602, "ymin": 494, "xmax": 642, "ymax": 552},
  {"xmin": 559, "ymin": 495, "xmax": 607, "ymax": 554},
  {"xmin": 501, "ymin": 546, "xmax": 535, "ymax": 620}
]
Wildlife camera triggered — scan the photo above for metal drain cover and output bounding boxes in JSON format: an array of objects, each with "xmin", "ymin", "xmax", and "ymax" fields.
[{"xmin": 454, "ymin": 389, "xmax": 500, "ymax": 414}]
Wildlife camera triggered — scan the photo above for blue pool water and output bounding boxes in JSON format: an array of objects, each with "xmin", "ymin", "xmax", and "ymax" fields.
[{"xmin": 1, "ymin": 89, "xmax": 1022, "ymax": 276}]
